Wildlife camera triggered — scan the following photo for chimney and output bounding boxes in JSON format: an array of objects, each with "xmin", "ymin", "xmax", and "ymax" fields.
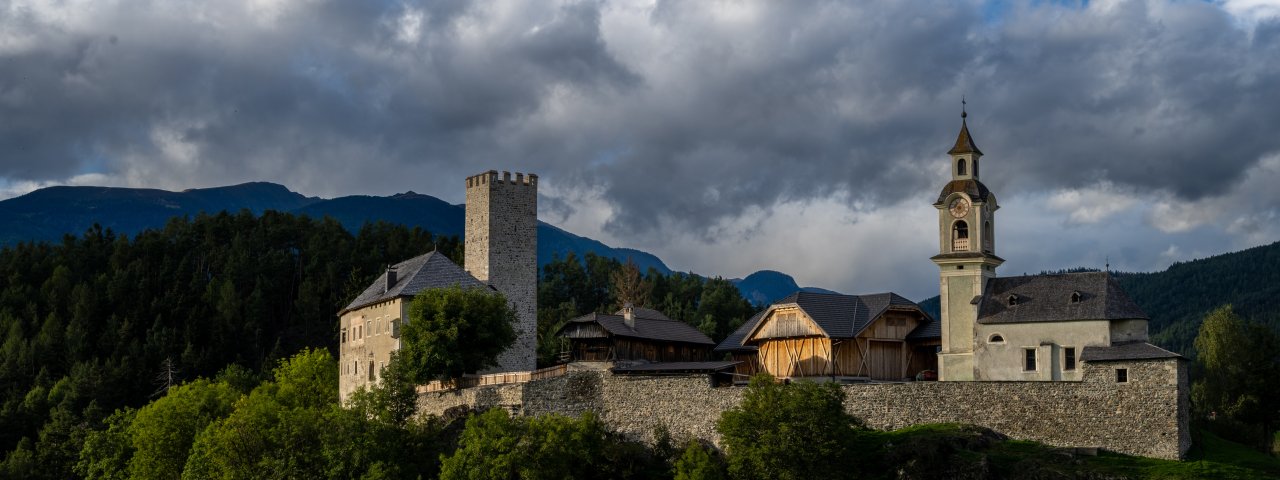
[
  {"xmin": 623, "ymin": 303, "xmax": 635, "ymax": 330},
  {"xmin": 383, "ymin": 268, "xmax": 397, "ymax": 293}
]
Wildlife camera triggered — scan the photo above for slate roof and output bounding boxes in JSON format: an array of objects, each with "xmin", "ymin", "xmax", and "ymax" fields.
[
  {"xmin": 934, "ymin": 179, "xmax": 994, "ymax": 206},
  {"xmin": 340, "ymin": 252, "xmax": 489, "ymax": 314},
  {"xmin": 948, "ymin": 117, "xmax": 984, "ymax": 155},
  {"xmin": 712, "ymin": 292, "xmax": 937, "ymax": 353},
  {"xmin": 611, "ymin": 361, "xmax": 741, "ymax": 374},
  {"xmin": 714, "ymin": 310, "xmax": 766, "ymax": 354},
  {"xmin": 975, "ymin": 272, "xmax": 1148, "ymax": 325},
  {"xmin": 558, "ymin": 312, "xmax": 715, "ymax": 346},
  {"xmin": 1080, "ymin": 342, "xmax": 1184, "ymax": 362},
  {"xmin": 615, "ymin": 307, "xmax": 673, "ymax": 321}
]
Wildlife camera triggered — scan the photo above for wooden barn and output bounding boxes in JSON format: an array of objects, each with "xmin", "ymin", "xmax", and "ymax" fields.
[
  {"xmin": 713, "ymin": 292, "xmax": 940, "ymax": 381},
  {"xmin": 556, "ymin": 306, "xmax": 716, "ymax": 363}
]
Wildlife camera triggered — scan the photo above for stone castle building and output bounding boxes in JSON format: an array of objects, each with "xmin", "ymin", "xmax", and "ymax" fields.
[{"xmin": 337, "ymin": 170, "xmax": 537, "ymax": 401}]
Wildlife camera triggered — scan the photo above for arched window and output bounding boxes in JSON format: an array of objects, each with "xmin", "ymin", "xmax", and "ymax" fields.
[
  {"xmin": 1070, "ymin": 291, "xmax": 1082, "ymax": 303},
  {"xmin": 983, "ymin": 221, "xmax": 993, "ymax": 252},
  {"xmin": 957, "ymin": 158, "xmax": 967, "ymax": 176},
  {"xmin": 952, "ymin": 220, "xmax": 970, "ymax": 251},
  {"xmin": 988, "ymin": 334, "xmax": 1005, "ymax": 343},
  {"xmin": 972, "ymin": 158, "xmax": 978, "ymax": 177}
]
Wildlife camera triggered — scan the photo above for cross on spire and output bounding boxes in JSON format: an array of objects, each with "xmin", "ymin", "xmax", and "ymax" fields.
[{"xmin": 962, "ymin": 95, "xmax": 967, "ymax": 118}]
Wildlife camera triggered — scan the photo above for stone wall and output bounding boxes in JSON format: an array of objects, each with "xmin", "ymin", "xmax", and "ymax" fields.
[{"xmin": 417, "ymin": 359, "xmax": 1190, "ymax": 460}]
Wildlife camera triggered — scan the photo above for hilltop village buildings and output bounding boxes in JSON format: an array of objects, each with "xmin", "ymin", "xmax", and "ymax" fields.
[{"xmin": 338, "ymin": 113, "xmax": 1181, "ymax": 400}]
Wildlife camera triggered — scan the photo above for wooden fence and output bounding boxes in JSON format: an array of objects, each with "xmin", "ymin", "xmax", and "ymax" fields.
[{"xmin": 416, "ymin": 364, "xmax": 569, "ymax": 393}]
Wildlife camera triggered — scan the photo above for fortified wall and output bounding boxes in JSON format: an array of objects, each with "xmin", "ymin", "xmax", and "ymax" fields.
[{"xmin": 418, "ymin": 359, "xmax": 1190, "ymax": 460}]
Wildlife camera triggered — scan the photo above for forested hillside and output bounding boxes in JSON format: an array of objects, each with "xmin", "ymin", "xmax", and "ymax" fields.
[
  {"xmin": 0, "ymin": 210, "xmax": 758, "ymax": 478},
  {"xmin": 1114, "ymin": 240, "xmax": 1280, "ymax": 354}
]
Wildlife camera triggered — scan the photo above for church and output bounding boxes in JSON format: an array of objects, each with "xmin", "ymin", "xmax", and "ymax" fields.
[{"xmin": 716, "ymin": 108, "xmax": 1180, "ymax": 383}]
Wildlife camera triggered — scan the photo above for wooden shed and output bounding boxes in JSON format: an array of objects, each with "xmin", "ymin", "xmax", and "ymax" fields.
[
  {"xmin": 714, "ymin": 292, "xmax": 940, "ymax": 381},
  {"xmin": 556, "ymin": 307, "xmax": 716, "ymax": 363}
]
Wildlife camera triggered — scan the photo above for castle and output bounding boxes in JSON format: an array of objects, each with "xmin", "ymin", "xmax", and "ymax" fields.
[
  {"xmin": 337, "ymin": 170, "xmax": 538, "ymax": 401},
  {"xmin": 341, "ymin": 115, "xmax": 1191, "ymax": 459}
]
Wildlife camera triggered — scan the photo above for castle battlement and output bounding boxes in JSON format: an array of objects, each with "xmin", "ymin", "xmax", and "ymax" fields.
[{"xmin": 466, "ymin": 170, "xmax": 538, "ymax": 188}]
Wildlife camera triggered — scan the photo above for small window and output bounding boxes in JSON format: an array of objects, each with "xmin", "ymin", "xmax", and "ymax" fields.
[
  {"xmin": 988, "ymin": 334, "xmax": 1004, "ymax": 343},
  {"xmin": 1024, "ymin": 348, "xmax": 1037, "ymax": 372},
  {"xmin": 1116, "ymin": 368, "xmax": 1128, "ymax": 383},
  {"xmin": 365, "ymin": 321, "xmax": 372, "ymax": 337},
  {"xmin": 957, "ymin": 158, "xmax": 967, "ymax": 176},
  {"xmin": 1064, "ymin": 347, "xmax": 1076, "ymax": 371},
  {"xmin": 341, "ymin": 329, "xmax": 347, "ymax": 344},
  {"xmin": 1070, "ymin": 291, "xmax": 1082, "ymax": 303},
  {"xmin": 1007, "ymin": 294, "xmax": 1018, "ymax": 306},
  {"xmin": 957, "ymin": 265, "xmax": 964, "ymax": 270}
]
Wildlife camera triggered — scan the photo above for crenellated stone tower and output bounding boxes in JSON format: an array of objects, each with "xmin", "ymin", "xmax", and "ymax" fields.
[
  {"xmin": 465, "ymin": 170, "xmax": 538, "ymax": 372},
  {"xmin": 931, "ymin": 108, "xmax": 1004, "ymax": 381}
]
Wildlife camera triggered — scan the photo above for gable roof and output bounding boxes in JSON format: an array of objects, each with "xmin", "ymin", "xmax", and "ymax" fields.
[
  {"xmin": 713, "ymin": 292, "xmax": 936, "ymax": 353},
  {"xmin": 340, "ymin": 252, "xmax": 489, "ymax": 314},
  {"xmin": 1080, "ymin": 342, "xmax": 1184, "ymax": 362},
  {"xmin": 714, "ymin": 310, "xmax": 766, "ymax": 354},
  {"xmin": 975, "ymin": 272, "xmax": 1148, "ymax": 325},
  {"xmin": 558, "ymin": 312, "xmax": 715, "ymax": 346}
]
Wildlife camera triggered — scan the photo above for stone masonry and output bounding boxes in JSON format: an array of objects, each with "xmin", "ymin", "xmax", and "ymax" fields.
[
  {"xmin": 465, "ymin": 170, "xmax": 538, "ymax": 373},
  {"xmin": 417, "ymin": 359, "xmax": 1190, "ymax": 460}
]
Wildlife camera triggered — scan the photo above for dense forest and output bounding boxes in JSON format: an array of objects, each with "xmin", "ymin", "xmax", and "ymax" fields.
[
  {"xmin": 1113, "ymin": 240, "xmax": 1280, "ymax": 354},
  {"xmin": 0, "ymin": 210, "xmax": 758, "ymax": 478}
]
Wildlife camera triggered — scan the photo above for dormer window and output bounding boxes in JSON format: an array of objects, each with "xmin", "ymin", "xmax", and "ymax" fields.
[
  {"xmin": 957, "ymin": 158, "xmax": 967, "ymax": 176},
  {"xmin": 1007, "ymin": 294, "xmax": 1018, "ymax": 306},
  {"xmin": 1070, "ymin": 291, "xmax": 1082, "ymax": 303}
]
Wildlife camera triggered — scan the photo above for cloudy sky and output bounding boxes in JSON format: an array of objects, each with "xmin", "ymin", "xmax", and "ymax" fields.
[{"xmin": 2, "ymin": 0, "xmax": 1279, "ymax": 300}]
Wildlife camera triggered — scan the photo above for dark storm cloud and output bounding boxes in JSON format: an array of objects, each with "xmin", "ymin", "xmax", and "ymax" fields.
[{"xmin": 1, "ymin": 0, "xmax": 1278, "ymax": 242}]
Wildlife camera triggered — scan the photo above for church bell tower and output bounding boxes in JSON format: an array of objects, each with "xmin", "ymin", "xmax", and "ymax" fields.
[{"xmin": 931, "ymin": 104, "xmax": 1004, "ymax": 381}]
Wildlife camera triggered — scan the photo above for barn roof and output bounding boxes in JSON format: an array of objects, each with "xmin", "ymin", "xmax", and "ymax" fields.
[
  {"xmin": 975, "ymin": 272, "xmax": 1148, "ymax": 325},
  {"xmin": 713, "ymin": 292, "xmax": 937, "ymax": 353},
  {"xmin": 557, "ymin": 310, "xmax": 715, "ymax": 346},
  {"xmin": 340, "ymin": 252, "xmax": 489, "ymax": 315}
]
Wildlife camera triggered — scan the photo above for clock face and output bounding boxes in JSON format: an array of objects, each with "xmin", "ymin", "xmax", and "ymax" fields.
[{"xmin": 949, "ymin": 198, "xmax": 970, "ymax": 218}]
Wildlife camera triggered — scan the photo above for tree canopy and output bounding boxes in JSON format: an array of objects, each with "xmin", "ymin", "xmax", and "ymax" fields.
[
  {"xmin": 717, "ymin": 375, "xmax": 863, "ymax": 480},
  {"xmin": 1192, "ymin": 305, "xmax": 1280, "ymax": 451},
  {"xmin": 399, "ymin": 286, "xmax": 519, "ymax": 384}
]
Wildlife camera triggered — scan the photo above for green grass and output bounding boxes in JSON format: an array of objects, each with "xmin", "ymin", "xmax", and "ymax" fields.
[{"xmin": 851, "ymin": 424, "xmax": 1280, "ymax": 480}]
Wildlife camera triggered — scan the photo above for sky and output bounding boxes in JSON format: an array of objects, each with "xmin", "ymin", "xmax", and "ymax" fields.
[{"xmin": 2, "ymin": 0, "xmax": 1279, "ymax": 300}]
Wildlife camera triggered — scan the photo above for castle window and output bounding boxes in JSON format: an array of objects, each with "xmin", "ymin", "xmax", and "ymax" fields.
[
  {"xmin": 366, "ymin": 320, "xmax": 372, "ymax": 337},
  {"xmin": 390, "ymin": 319, "xmax": 401, "ymax": 338},
  {"xmin": 1007, "ymin": 294, "xmax": 1018, "ymax": 306},
  {"xmin": 1116, "ymin": 368, "xmax": 1128, "ymax": 383},
  {"xmin": 957, "ymin": 158, "xmax": 967, "ymax": 176},
  {"xmin": 1064, "ymin": 347, "xmax": 1076, "ymax": 371},
  {"xmin": 1070, "ymin": 291, "xmax": 1082, "ymax": 303},
  {"xmin": 1024, "ymin": 348, "xmax": 1037, "ymax": 372},
  {"xmin": 988, "ymin": 334, "xmax": 1004, "ymax": 343},
  {"xmin": 341, "ymin": 329, "xmax": 347, "ymax": 344},
  {"xmin": 952, "ymin": 221, "xmax": 970, "ymax": 251}
]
